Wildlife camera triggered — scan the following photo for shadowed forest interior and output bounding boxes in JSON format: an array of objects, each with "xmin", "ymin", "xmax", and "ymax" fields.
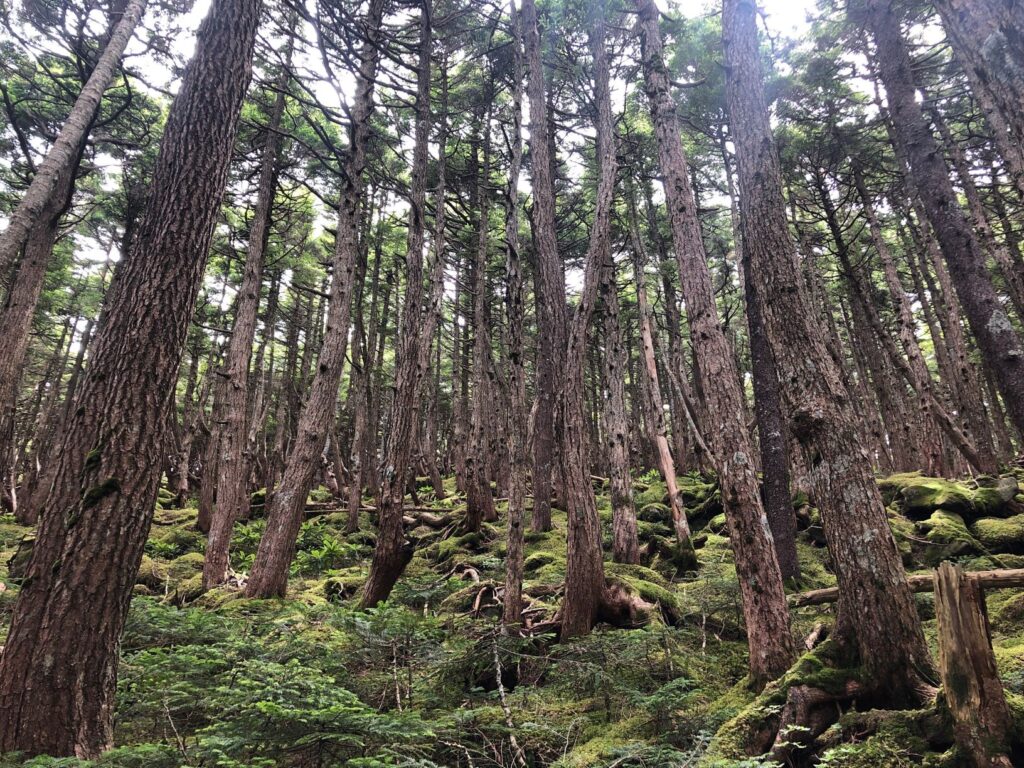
[{"xmin": 0, "ymin": 0, "xmax": 1024, "ymax": 764}]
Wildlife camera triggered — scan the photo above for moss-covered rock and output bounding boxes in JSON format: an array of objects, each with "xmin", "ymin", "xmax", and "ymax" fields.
[
  {"xmin": 880, "ymin": 473, "xmax": 1021, "ymax": 521},
  {"xmin": 914, "ymin": 511, "xmax": 982, "ymax": 566},
  {"xmin": 971, "ymin": 514, "xmax": 1024, "ymax": 554}
]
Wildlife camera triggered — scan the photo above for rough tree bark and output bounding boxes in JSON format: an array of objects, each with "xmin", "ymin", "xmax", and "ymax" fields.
[
  {"xmin": 0, "ymin": 0, "xmax": 259, "ymax": 754},
  {"xmin": 724, "ymin": 0, "xmax": 931, "ymax": 701},
  {"xmin": 502, "ymin": 0, "xmax": 527, "ymax": 626},
  {"xmin": 203, "ymin": 50, "xmax": 291, "ymax": 590},
  {"xmin": 932, "ymin": 0, "xmax": 1024, "ymax": 199},
  {"xmin": 625, "ymin": 187, "xmax": 687, "ymax": 549},
  {"xmin": 245, "ymin": 0, "xmax": 386, "ymax": 598},
  {"xmin": 360, "ymin": 1, "xmax": 433, "ymax": 608},
  {"xmin": 637, "ymin": 0, "xmax": 794, "ymax": 686},
  {"xmin": 522, "ymin": 0, "xmax": 564, "ymax": 534},
  {"xmin": 723, "ymin": 144, "xmax": 799, "ymax": 580},
  {"xmin": 559, "ymin": 0, "xmax": 616, "ymax": 639},
  {"xmin": 0, "ymin": 0, "xmax": 147, "ymax": 517},
  {"xmin": 465, "ymin": 100, "xmax": 497, "ymax": 532},
  {"xmin": 600, "ymin": 249, "xmax": 641, "ymax": 566}
]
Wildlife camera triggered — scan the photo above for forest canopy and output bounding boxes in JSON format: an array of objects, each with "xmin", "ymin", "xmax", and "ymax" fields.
[{"xmin": 0, "ymin": 0, "xmax": 1023, "ymax": 765}]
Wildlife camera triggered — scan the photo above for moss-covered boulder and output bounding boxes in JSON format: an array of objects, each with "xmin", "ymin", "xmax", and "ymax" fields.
[
  {"xmin": 914, "ymin": 511, "xmax": 982, "ymax": 566},
  {"xmin": 638, "ymin": 501, "xmax": 671, "ymax": 524},
  {"xmin": 880, "ymin": 472, "xmax": 1021, "ymax": 521},
  {"xmin": 970, "ymin": 514, "xmax": 1024, "ymax": 554}
]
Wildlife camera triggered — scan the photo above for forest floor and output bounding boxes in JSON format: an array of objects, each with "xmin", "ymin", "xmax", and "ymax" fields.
[{"xmin": 1, "ymin": 467, "xmax": 1024, "ymax": 767}]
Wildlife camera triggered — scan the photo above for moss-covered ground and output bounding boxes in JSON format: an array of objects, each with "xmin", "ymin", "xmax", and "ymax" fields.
[{"xmin": 1, "ymin": 467, "xmax": 1023, "ymax": 766}]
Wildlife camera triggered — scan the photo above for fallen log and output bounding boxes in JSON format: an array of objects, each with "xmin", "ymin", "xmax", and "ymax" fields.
[{"xmin": 788, "ymin": 568, "xmax": 1024, "ymax": 608}]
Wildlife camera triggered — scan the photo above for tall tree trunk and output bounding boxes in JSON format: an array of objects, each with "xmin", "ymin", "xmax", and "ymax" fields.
[
  {"xmin": 502, "ymin": 0, "xmax": 527, "ymax": 626},
  {"xmin": 465, "ymin": 102, "xmax": 497, "ymax": 531},
  {"xmin": 863, "ymin": 0, "xmax": 1024, "ymax": 436},
  {"xmin": 625, "ymin": 187, "xmax": 688, "ymax": 547},
  {"xmin": 360, "ymin": 2, "xmax": 433, "ymax": 608},
  {"xmin": 0, "ymin": 0, "xmax": 147, "ymax": 280},
  {"xmin": 203, "ymin": 52, "xmax": 291, "ymax": 590},
  {"xmin": 724, "ymin": 0, "xmax": 931, "ymax": 701},
  {"xmin": 523, "ymin": 0, "xmax": 564, "ymax": 534},
  {"xmin": 723, "ymin": 144, "xmax": 799, "ymax": 580},
  {"xmin": 600, "ymin": 252, "xmax": 641, "ymax": 566},
  {"xmin": 559, "ymin": 1, "xmax": 616, "ymax": 639},
  {"xmin": 637, "ymin": 0, "xmax": 794, "ymax": 686},
  {"xmin": 0, "ymin": 0, "xmax": 259, "ymax": 753},
  {"xmin": 245, "ymin": 0, "xmax": 385, "ymax": 598}
]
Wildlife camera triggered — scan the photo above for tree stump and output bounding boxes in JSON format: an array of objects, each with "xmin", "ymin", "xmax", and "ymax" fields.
[{"xmin": 933, "ymin": 562, "xmax": 1013, "ymax": 768}]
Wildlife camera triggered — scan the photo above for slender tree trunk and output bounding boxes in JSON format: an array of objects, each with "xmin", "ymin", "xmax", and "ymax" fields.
[
  {"xmin": 723, "ymin": 144, "xmax": 799, "ymax": 579},
  {"xmin": 625, "ymin": 187, "xmax": 688, "ymax": 547},
  {"xmin": 502, "ymin": 0, "xmax": 527, "ymax": 626},
  {"xmin": 0, "ymin": 0, "xmax": 259, "ymax": 753},
  {"xmin": 600, "ymin": 251, "xmax": 641, "ymax": 566},
  {"xmin": 724, "ymin": 0, "xmax": 930, "ymax": 701},
  {"xmin": 360, "ymin": 2, "xmax": 433, "ymax": 608},
  {"xmin": 245, "ymin": 0, "xmax": 385, "ymax": 598},
  {"xmin": 933, "ymin": 0, "xmax": 1024, "ymax": 199},
  {"xmin": 465, "ymin": 103, "xmax": 497, "ymax": 531},
  {"xmin": 523, "ymin": 0, "xmax": 564, "ymax": 534},
  {"xmin": 203, "ymin": 53, "xmax": 290, "ymax": 590},
  {"xmin": 559, "ymin": 2, "xmax": 617, "ymax": 638},
  {"xmin": 638, "ymin": 0, "xmax": 794, "ymax": 686}
]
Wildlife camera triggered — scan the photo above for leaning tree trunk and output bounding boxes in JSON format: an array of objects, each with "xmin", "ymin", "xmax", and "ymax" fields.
[
  {"xmin": 723, "ymin": 144, "xmax": 799, "ymax": 580},
  {"xmin": 0, "ymin": 159, "xmax": 78, "ymax": 519},
  {"xmin": 245, "ymin": 0, "xmax": 386, "ymax": 598},
  {"xmin": 932, "ymin": 0, "xmax": 1024, "ymax": 199},
  {"xmin": 360, "ymin": 1, "xmax": 433, "ymax": 608},
  {"xmin": 636, "ymin": 0, "xmax": 794, "ymax": 687},
  {"xmin": 0, "ymin": 0, "xmax": 147, "ymax": 516},
  {"xmin": 624, "ymin": 188, "xmax": 687, "ymax": 549},
  {"xmin": 863, "ymin": 0, "xmax": 1024, "ymax": 437},
  {"xmin": 0, "ymin": 0, "xmax": 147, "ymax": 281},
  {"xmin": 0, "ymin": 0, "xmax": 259, "ymax": 754},
  {"xmin": 724, "ymin": 0, "xmax": 931, "ymax": 702},
  {"xmin": 203, "ymin": 54, "xmax": 290, "ymax": 590}
]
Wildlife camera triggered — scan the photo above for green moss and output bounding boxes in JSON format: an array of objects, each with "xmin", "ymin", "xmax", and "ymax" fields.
[
  {"xmin": 82, "ymin": 477, "xmax": 121, "ymax": 509},
  {"xmin": 553, "ymin": 714, "xmax": 649, "ymax": 768},
  {"xmin": 970, "ymin": 515, "xmax": 1024, "ymax": 554},
  {"xmin": 914, "ymin": 511, "xmax": 982, "ymax": 566},
  {"xmin": 880, "ymin": 473, "xmax": 1021, "ymax": 521}
]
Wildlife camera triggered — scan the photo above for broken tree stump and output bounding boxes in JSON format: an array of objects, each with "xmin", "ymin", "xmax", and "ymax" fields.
[{"xmin": 933, "ymin": 562, "xmax": 1013, "ymax": 768}]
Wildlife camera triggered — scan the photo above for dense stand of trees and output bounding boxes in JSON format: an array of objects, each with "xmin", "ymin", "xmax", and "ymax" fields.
[{"xmin": 0, "ymin": 0, "xmax": 1022, "ymax": 758}]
